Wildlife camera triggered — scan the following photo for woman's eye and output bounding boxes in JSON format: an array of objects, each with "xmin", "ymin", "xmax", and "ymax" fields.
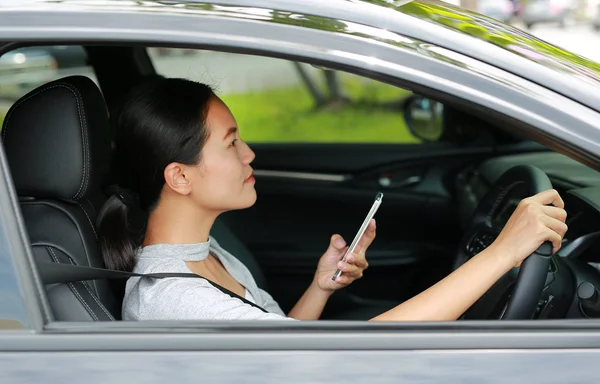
[{"xmin": 229, "ymin": 139, "xmax": 238, "ymax": 147}]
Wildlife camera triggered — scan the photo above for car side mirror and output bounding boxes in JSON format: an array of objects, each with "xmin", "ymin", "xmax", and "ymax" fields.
[{"xmin": 402, "ymin": 95, "xmax": 445, "ymax": 142}]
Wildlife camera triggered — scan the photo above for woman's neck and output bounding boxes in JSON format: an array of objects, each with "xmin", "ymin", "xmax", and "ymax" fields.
[{"xmin": 143, "ymin": 197, "xmax": 218, "ymax": 246}]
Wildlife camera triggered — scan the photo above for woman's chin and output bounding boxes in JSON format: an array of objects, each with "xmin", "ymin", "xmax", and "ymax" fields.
[
  {"xmin": 234, "ymin": 188, "xmax": 258, "ymax": 210},
  {"xmin": 216, "ymin": 188, "xmax": 257, "ymax": 212},
  {"xmin": 245, "ymin": 188, "xmax": 258, "ymax": 207}
]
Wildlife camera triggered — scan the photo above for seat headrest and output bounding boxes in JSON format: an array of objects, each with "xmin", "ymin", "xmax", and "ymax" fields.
[{"xmin": 2, "ymin": 76, "xmax": 112, "ymax": 201}]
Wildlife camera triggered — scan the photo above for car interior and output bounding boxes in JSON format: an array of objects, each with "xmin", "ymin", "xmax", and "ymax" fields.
[{"xmin": 3, "ymin": 43, "xmax": 600, "ymax": 323}]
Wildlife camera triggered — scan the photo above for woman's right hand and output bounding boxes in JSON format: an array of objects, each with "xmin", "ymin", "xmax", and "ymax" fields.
[{"xmin": 490, "ymin": 189, "xmax": 568, "ymax": 268}]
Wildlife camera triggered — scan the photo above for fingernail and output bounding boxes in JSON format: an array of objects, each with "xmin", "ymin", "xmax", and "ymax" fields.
[
  {"xmin": 335, "ymin": 238, "xmax": 345, "ymax": 247},
  {"xmin": 346, "ymin": 255, "xmax": 354, "ymax": 262},
  {"xmin": 338, "ymin": 261, "xmax": 346, "ymax": 269},
  {"xmin": 372, "ymin": 219, "xmax": 376, "ymax": 228}
]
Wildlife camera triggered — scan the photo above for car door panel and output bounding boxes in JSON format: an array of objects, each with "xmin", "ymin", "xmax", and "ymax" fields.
[{"xmin": 2, "ymin": 332, "xmax": 600, "ymax": 384}]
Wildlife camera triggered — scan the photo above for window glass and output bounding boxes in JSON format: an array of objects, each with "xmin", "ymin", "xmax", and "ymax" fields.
[
  {"xmin": 0, "ymin": 46, "xmax": 96, "ymax": 128},
  {"xmin": 148, "ymin": 48, "xmax": 444, "ymax": 143}
]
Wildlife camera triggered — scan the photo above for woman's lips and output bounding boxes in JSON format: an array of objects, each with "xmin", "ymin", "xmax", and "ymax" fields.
[{"xmin": 244, "ymin": 172, "xmax": 255, "ymax": 183}]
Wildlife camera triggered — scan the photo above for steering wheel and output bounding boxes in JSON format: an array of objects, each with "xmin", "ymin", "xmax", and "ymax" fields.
[{"xmin": 454, "ymin": 165, "xmax": 553, "ymax": 320}]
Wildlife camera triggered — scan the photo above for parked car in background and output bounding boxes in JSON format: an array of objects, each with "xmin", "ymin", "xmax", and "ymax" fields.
[
  {"xmin": 38, "ymin": 45, "xmax": 87, "ymax": 68},
  {"xmin": 521, "ymin": 0, "xmax": 577, "ymax": 29},
  {"xmin": 0, "ymin": 47, "xmax": 56, "ymax": 101}
]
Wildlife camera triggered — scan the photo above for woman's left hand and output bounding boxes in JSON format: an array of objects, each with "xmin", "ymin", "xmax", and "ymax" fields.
[{"xmin": 313, "ymin": 219, "xmax": 376, "ymax": 293}]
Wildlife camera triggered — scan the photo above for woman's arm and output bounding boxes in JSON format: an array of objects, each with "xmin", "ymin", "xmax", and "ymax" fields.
[
  {"xmin": 370, "ymin": 245, "xmax": 511, "ymax": 321},
  {"xmin": 371, "ymin": 189, "xmax": 567, "ymax": 322},
  {"xmin": 287, "ymin": 281, "xmax": 333, "ymax": 320}
]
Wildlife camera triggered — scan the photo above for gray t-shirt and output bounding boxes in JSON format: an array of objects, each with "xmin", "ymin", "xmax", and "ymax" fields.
[{"xmin": 122, "ymin": 236, "xmax": 295, "ymax": 321}]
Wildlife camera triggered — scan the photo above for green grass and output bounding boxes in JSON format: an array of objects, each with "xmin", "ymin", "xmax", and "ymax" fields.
[
  {"xmin": 0, "ymin": 73, "xmax": 421, "ymax": 144},
  {"xmin": 0, "ymin": 108, "xmax": 6, "ymax": 128},
  {"xmin": 220, "ymin": 74, "xmax": 419, "ymax": 143}
]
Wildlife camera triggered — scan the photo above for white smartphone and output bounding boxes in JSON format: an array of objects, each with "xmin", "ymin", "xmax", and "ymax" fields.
[{"xmin": 332, "ymin": 192, "xmax": 383, "ymax": 281}]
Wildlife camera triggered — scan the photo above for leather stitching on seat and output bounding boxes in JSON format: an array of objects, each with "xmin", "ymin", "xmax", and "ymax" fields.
[
  {"xmin": 47, "ymin": 247, "xmax": 99, "ymax": 321},
  {"xmin": 66, "ymin": 257, "xmax": 114, "ymax": 320},
  {"xmin": 2, "ymin": 82, "xmax": 90, "ymax": 201},
  {"xmin": 76, "ymin": 201, "xmax": 98, "ymax": 240},
  {"xmin": 25, "ymin": 201, "xmax": 95, "ymax": 281},
  {"xmin": 57, "ymin": 82, "xmax": 90, "ymax": 201}
]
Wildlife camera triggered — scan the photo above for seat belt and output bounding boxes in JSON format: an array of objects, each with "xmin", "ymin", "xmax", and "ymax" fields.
[{"xmin": 38, "ymin": 261, "xmax": 268, "ymax": 313}]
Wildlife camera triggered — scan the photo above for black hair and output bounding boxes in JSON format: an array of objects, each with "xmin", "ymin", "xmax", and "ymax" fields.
[{"xmin": 97, "ymin": 77, "xmax": 215, "ymax": 272}]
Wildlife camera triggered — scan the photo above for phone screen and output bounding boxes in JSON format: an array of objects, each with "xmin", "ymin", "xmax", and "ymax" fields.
[{"xmin": 332, "ymin": 192, "xmax": 383, "ymax": 281}]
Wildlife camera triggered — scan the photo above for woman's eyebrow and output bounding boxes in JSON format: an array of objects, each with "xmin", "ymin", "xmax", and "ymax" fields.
[{"xmin": 224, "ymin": 127, "xmax": 237, "ymax": 140}]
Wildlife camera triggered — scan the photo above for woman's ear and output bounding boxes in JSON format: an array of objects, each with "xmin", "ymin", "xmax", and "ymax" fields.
[{"xmin": 164, "ymin": 163, "xmax": 192, "ymax": 195}]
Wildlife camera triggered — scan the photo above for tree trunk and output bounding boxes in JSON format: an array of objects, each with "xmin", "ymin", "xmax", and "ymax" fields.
[
  {"xmin": 323, "ymin": 69, "xmax": 345, "ymax": 102},
  {"xmin": 292, "ymin": 62, "xmax": 326, "ymax": 107}
]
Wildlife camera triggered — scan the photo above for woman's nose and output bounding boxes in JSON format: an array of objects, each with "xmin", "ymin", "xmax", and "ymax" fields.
[{"xmin": 242, "ymin": 141, "xmax": 256, "ymax": 164}]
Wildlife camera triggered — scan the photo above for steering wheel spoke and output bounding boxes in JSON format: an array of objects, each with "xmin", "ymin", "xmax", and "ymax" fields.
[{"xmin": 465, "ymin": 230, "xmax": 498, "ymax": 257}]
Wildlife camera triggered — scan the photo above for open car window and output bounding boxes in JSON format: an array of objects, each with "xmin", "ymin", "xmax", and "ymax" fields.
[
  {"xmin": 147, "ymin": 47, "xmax": 447, "ymax": 144},
  {"xmin": 1, "ymin": 42, "xmax": 600, "ymax": 330}
]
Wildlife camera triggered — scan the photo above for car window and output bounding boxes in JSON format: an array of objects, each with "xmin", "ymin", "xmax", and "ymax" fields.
[
  {"xmin": 148, "ymin": 48, "xmax": 445, "ymax": 144},
  {"xmin": 0, "ymin": 46, "xmax": 96, "ymax": 128}
]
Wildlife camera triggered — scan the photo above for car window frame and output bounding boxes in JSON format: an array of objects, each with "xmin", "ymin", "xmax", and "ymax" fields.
[
  {"xmin": 0, "ymin": 132, "xmax": 50, "ymax": 331},
  {"xmin": 1, "ymin": 4, "xmax": 598, "ymax": 165},
  {"xmin": 2, "ymin": 5, "xmax": 600, "ymax": 341}
]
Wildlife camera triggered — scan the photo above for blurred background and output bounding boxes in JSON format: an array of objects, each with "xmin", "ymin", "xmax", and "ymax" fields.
[{"xmin": 1, "ymin": 0, "xmax": 599, "ymax": 144}]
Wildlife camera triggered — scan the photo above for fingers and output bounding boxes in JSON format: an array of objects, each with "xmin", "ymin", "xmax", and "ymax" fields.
[
  {"xmin": 540, "ymin": 215, "xmax": 568, "ymax": 253},
  {"xmin": 529, "ymin": 189, "xmax": 564, "ymax": 209},
  {"xmin": 541, "ymin": 215, "xmax": 569, "ymax": 237},
  {"xmin": 543, "ymin": 226, "xmax": 564, "ymax": 254},
  {"xmin": 541, "ymin": 205, "xmax": 568, "ymax": 222},
  {"xmin": 355, "ymin": 219, "xmax": 376, "ymax": 253},
  {"xmin": 330, "ymin": 234, "xmax": 346, "ymax": 250},
  {"xmin": 345, "ymin": 252, "xmax": 369, "ymax": 269},
  {"xmin": 336, "ymin": 260, "xmax": 363, "ymax": 278},
  {"xmin": 530, "ymin": 190, "xmax": 567, "ymax": 254},
  {"xmin": 334, "ymin": 273, "xmax": 356, "ymax": 285}
]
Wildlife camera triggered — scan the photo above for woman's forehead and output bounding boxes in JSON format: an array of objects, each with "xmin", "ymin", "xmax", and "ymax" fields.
[{"xmin": 206, "ymin": 97, "xmax": 237, "ymax": 136}]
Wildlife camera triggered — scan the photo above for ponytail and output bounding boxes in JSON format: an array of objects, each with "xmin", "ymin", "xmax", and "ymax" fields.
[{"xmin": 97, "ymin": 189, "xmax": 145, "ymax": 272}]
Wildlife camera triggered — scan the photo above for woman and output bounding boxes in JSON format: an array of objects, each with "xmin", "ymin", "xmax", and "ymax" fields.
[{"xmin": 98, "ymin": 77, "xmax": 568, "ymax": 321}]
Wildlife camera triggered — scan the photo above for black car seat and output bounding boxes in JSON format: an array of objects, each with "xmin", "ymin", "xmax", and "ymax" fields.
[{"xmin": 2, "ymin": 76, "xmax": 119, "ymax": 321}]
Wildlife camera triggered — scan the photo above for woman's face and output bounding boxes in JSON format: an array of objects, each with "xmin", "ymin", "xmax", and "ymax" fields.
[{"xmin": 186, "ymin": 96, "xmax": 257, "ymax": 213}]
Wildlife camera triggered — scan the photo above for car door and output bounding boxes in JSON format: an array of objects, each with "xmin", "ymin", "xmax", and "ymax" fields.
[{"xmin": 2, "ymin": 3, "xmax": 600, "ymax": 382}]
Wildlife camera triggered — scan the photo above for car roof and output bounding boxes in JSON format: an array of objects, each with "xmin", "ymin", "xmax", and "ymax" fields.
[
  {"xmin": 3, "ymin": 0, "xmax": 600, "ymax": 111},
  {"xmin": 175, "ymin": 0, "xmax": 600, "ymax": 83},
  {"xmin": 181, "ymin": 0, "xmax": 600, "ymax": 109}
]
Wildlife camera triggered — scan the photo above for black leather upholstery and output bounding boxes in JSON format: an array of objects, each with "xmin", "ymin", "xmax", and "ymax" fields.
[
  {"xmin": 2, "ymin": 76, "xmax": 118, "ymax": 321},
  {"xmin": 3, "ymin": 76, "xmax": 112, "ymax": 200}
]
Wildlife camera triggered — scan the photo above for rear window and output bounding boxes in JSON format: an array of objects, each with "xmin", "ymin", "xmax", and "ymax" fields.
[{"xmin": 0, "ymin": 45, "xmax": 96, "ymax": 129}]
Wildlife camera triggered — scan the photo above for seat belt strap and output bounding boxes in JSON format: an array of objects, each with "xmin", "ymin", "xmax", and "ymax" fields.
[{"xmin": 38, "ymin": 261, "xmax": 268, "ymax": 313}]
